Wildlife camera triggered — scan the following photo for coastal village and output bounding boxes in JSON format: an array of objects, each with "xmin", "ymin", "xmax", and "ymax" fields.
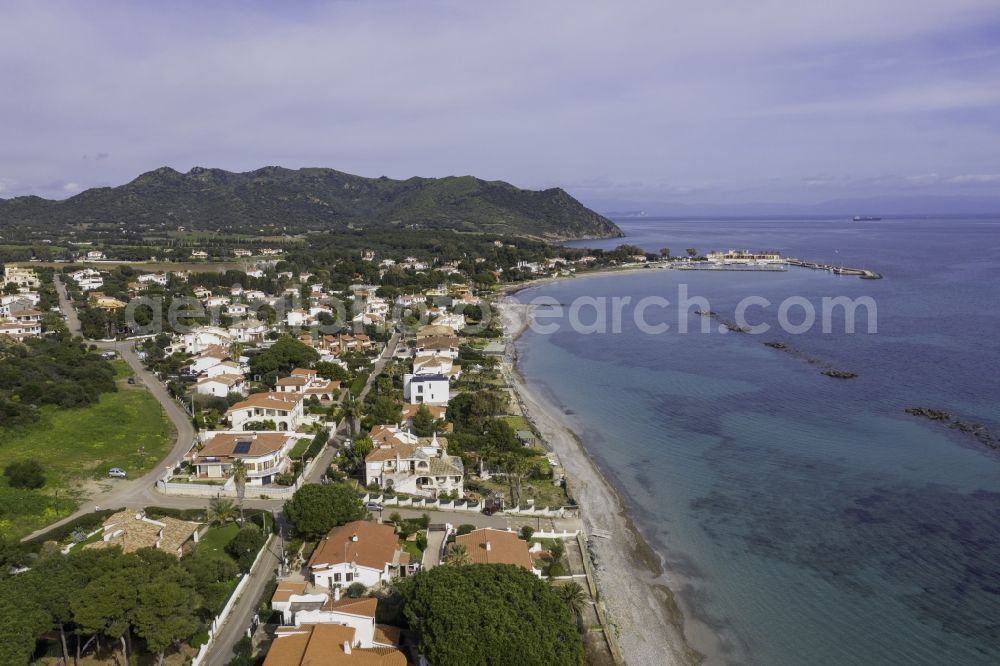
[
  {"xmin": 0, "ymin": 236, "xmax": 880, "ymax": 665},
  {"xmin": 0, "ymin": 243, "xmax": 639, "ymax": 666}
]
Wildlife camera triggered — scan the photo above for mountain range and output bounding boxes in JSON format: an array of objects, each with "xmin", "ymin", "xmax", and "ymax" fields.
[{"xmin": 0, "ymin": 166, "xmax": 623, "ymax": 241}]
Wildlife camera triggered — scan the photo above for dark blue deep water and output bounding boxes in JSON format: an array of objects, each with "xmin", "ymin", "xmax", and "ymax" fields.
[{"xmin": 515, "ymin": 218, "xmax": 1000, "ymax": 665}]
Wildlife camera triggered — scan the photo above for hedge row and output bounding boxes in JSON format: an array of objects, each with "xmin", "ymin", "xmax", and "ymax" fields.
[{"xmin": 24, "ymin": 507, "xmax": 123, "ymax": 546}]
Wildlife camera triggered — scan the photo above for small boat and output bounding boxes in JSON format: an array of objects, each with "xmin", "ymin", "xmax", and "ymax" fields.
[{"xmin": 852, "ymin": 215, "xmax": 882, "ymax": 221}]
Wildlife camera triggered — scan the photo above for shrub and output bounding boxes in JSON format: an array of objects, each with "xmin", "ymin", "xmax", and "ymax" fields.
[
  {"xmin": 4, "ymin": 460, "xmax": 46, "ymax": 489},
  {"xmin": 346, "ymin": 582, "xmax": 367, "ymax": 598},
  {"xmin": 226, "ymin": 524, "xmax": 266, "ymax": 571},
  {"xmin": 456, "ymin": 524, "xmax": 476, "ymax": 536},
  {"xmin": 547, "ymin": 560, "xmax": 566, "ymax": 578},
  {"xmin": 518, "ymin": 525, "xmax": 534, "ymax": 541},
  {"xmin": 145, "ymin": 506, "xmax": 207, "ymax": 522},
  {"xmin": 284, "ymin": 483, "xmax": 366, "ymax": 539}
]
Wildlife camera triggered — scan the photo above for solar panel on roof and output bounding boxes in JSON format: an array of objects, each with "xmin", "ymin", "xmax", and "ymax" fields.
[{"xmin": 233, "ymin": 441, "xmax": 252, "ymax": 454}]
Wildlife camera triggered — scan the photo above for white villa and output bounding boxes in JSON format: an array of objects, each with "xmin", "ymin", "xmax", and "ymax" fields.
[
  {"xmin": 186, "ymin": 431, "xmax": 298, "ymax": 485},
  {"xmin": 364, "ymin": 427, "xmax": 463, "ymax": 498},
  {"xmin": 275, "ymin": 368, "xmax": 340, "ymax": 403},
  {"xmin": 411, "ymin": 354, "xmax": 460, "ymax": 380},
  {"xmin": 3, "ymin": 266, "xmax": 40, "ymax": 289},
  {"xmin": 0, "ymin": 319, "xmax": 42, "ymax": 341},
  {"xmin": 187, "ymin": 347, "xmax": 232, "ymax": 375},
  {"xmin": 226, "ymin": 392, "xmax": 305, "ymax": 431},
  {"xmin": 270, "ymin": 587, "xmax": 401, "ymax": 650},
  {"xmin": 431, "ymin": 312, "xmax": 466, "ymax": 332},
  {"xmin": 402, "ymin": 373, "xmax": 449, "ymax": 405},
  {"xmin": 414, "ymin": 335, "xmax": 459, "ymax": 359},
  {"xmin": 228, "ymin": 320, "xmax": 269, "ymax": 344},
  {"xmin": 203, "ymin": 359, "xmax": 247, "ymax": 378},
  {"xmin": 176, "ymin": 327, "xmax": 232, "ymax": 354},
  {"xmin": 137, "ymin": 272, "xmax": 169, "ymax": 286},
  {"xmin": 195, "ymin": 374, "xmax": 248, "ymax": 398},
  {"xmin": 68, "ymin": 268, "xmax": 104, "ymax": 291},
  {"xmin": 307, "ymin": 521, "xmax": 413, "ymax": 590}
]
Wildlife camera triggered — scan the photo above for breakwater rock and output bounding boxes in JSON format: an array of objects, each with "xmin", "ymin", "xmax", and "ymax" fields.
[
  {"xmin": 764, "ymin": 340, "xmax": 858, "ymax": 379},
  {"xmin": 823, "ymin": 369, "xmax": 858, "ymax": 379},
  {"xmin": 906, "ymin": 407, "xmax": 1000, "ymax": 450}
]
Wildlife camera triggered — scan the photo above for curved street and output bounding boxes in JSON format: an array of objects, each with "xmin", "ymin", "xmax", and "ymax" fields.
[{"xmin": 40, "ymin": 280, "xmax": 522, "ymax": 664}]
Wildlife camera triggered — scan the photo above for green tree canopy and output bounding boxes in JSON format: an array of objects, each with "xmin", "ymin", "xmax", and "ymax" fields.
[
  {"xmin": 132, "ymin": 566, "xmax": 203, "ymax": 664},
  {"xmin": 399, "ymin": 564, "xmax": 583, "ymax": 666},
  {"xmin": 367, "ymin": 394, "xmax": 402, "ymax": 426},
  {"xmin": 226, "ymin": 524, "xmax": 266, "ymax": 571},
  {"xmin": 284, "ymin": 482, "xmax": 366, "ymax": 539},
  {"xmin": 411, "ymin": 403, "xmax": 438, "ymax": 437},
  {"xmin": 248, "ymin": 336, "xmax": 319, "ymax": 376}
]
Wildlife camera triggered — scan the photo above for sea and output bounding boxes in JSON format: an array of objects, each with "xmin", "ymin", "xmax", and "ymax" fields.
[{"xmin": 512, "ymin": 217, "xmax": 1000, "ymax": 666}]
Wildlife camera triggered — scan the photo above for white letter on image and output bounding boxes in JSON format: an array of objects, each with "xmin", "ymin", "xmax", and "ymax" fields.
[{"xmin": 635, "ymin": 296, "xmax": 671, "ymax": 334}]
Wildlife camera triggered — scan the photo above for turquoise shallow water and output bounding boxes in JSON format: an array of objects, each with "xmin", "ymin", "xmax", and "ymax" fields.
[{"xmin": 516, "ymin": 218, "xmax": 1000, "ymax": 665}]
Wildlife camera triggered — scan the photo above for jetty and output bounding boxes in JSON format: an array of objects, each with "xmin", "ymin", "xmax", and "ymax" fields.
[
  {"xmin": 787, "ymin": 258, "xmax": 882, "ymax": 280},
  {"xmin": 677, "ymin": 263, "xmax": 786, "ymax": 272}
]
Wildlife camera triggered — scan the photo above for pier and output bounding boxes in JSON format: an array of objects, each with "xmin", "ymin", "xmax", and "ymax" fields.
[
  {"xmin": 676, "ymin": 263, "xmax": 786, "ymax": 272},
  {"xmin": 787, "ymin": 258, "xmax": 882, "ymax": 279}
]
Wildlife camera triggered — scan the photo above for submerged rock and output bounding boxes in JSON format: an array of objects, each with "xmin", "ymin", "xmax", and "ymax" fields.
[{"xmin": 906, "ymin": 407, "xmax": 1000, "ymax": 450}]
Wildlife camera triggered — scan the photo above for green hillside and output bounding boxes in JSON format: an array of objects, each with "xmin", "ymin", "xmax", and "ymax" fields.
[{"xmin": 0, "ymin": 166, "xmax": 623, "ymax": 241}]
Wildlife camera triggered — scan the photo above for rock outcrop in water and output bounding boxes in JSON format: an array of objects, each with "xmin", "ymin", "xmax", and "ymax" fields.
[
  {"xmin": 763, "ymin": 340, "xmax": 858, "ymax": 379},
  {"xmin": 905, "ymin": 407, "xmax": 1000, "ymax": 450}
]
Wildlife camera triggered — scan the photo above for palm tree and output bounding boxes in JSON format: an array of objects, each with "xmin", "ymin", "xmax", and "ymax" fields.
[
  {"xmin": 207, "ymin": 497, "xmax": 238, "ymax": 525},
  {"xmin": 341, "ymin": 396, "xmax": 363, "ymax": 438},
  {"xmin": 499, "ymin": 454, "xmax": 529, "ymax": 506},
  {"xmin": 230, "ymin": 459, "xmax": 248, "ymax": 523},
  {"xmin": 557, "ymin": 582, "xmax": 587, "ymax": 625},
  {"xmin": 444, "ymin": 543, "xmax": 472, "ymax": 566},
  {"xmin": 548, "ymin": 540, "xmax": 566, "ymax": 563}
]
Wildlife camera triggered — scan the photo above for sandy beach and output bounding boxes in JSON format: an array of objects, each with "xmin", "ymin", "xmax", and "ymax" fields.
[{"xmin": 498, "ymin": 298, "xmax": 702, "ymax": 666}]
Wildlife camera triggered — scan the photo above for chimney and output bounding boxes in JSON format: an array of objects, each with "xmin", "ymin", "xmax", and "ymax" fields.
[
  {"xmin": 333, "ymin": 586, "xmax": 340, "ymax": 601},
  {"xmin": 343, "ymin": 641, "xmax": 352, "ymax": 654},
  {"xmin": 485, "ymin": 541, "xmax": 492, "ymax": 552}
]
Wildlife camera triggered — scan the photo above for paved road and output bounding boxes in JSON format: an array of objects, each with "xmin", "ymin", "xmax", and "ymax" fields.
[
  {"xmin": 23, "ymin": 279, "xmax": 198, "ymax": 541},
  {"xmin": 202, "ymin": 526, "xmax": 285, "ymax": 666},
  {"xmin": 302, "ymin": 332, "xmax": 400, "ymax": 483},
  {"xmin": 35, "ymin": 292, "xmax": 484, "ymax": 663},
  {"xmin": 53, "ymin": 275, "xmax": 83, "ymax": 335}
]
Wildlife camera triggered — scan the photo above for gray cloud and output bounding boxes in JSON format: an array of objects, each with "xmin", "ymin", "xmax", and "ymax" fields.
[{"xmin": 1, "ymin": 0, "xmax": 999, "ymax": 208}]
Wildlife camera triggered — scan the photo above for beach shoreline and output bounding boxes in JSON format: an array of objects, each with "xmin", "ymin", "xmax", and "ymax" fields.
[{"xmin": 497, "ymin": 296, "xmax": 704, "ymax": 666}]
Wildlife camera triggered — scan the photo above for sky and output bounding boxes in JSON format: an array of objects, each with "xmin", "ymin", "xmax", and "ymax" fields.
[{"xmin": 2, "ymin": 0, "xmax": 1000, "ymax": 213}]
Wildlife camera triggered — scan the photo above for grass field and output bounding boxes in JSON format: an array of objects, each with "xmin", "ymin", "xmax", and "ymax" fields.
[
  {"xmin": 500, "ymin": 415, "xmax": 531, "ymax": 432},
  {"xmin": 196, "ymin": 523, "xmax": 240, "ymax": 557},
  {"xmin": 0, "ymin": 362, "xmax": 173, "ymax": 539}
]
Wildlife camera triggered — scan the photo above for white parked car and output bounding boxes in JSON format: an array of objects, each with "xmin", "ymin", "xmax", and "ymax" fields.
[{"xmin": 108, "ymin": 467, "xmax": 127, "ymax": 478}]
